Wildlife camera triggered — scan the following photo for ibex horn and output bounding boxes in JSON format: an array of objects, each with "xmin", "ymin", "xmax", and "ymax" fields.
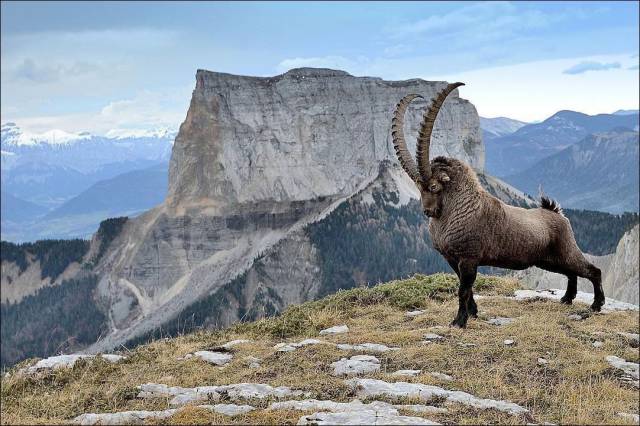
[
  {"xmin": 416, "ymin": 82, "xmax": 465, "ymax": 181},
  {"xmin": 391, "ymin": 94, "xmax": 423, "ymax": 184}
]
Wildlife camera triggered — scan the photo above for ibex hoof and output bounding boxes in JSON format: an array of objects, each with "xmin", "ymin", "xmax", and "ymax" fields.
[
  {"xmin": 450, "ymin": 318, "xmax": 467, "ymax": 328},
  {"xmin": 560, "ymin": 296, "xmax": 574, "ymax": 305},
  {"xmin": 590, "ymin": 301, "xmax": 604, "ymax": 312}
]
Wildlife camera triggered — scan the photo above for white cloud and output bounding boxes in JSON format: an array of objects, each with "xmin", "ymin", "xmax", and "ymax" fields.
[
  {"xmin": 562, "ymin": 60, "xmax": 621, "ymax": 74},
  {"xmin": 386, "ymin": 2, "xmax": 563, "ymax": 46},
  {"xmin": 5, "ymin": 85, "xmax": 192, "ymax": 135},
  {"xmin": 276, "ymin": 56, "xmax": 364, "ymax": 74},
  {"xmin": 429, "ymin": 54, "xmax": 639, "ymax": 122}
]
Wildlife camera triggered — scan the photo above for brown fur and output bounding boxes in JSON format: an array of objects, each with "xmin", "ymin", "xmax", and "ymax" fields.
[{"xmin": 420, "ymin": 157, "xmax": 604, "ymax": 327}]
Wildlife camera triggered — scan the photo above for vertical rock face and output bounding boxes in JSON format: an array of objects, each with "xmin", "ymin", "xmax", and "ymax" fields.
[
  {"xmin": 87, "ymin": 68, "xmax": 486, "ymax": 352},
  {"xmin": 167, "ymin": 68, "xmax": 483, "ymax": 210},
  {"xmin": 603, "ymin": 224, "xmax": 639, "ymax": 305}
]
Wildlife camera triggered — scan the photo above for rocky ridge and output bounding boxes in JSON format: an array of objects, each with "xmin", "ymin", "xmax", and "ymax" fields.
[{"xmin": 85, "ymin": 68, "xmax": 488, "ymax": 352}]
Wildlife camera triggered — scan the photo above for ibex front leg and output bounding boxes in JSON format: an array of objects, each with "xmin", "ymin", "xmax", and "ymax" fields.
[{"xmin": 451, "ymin": 259, "xmax": 477, "ymax": 328}]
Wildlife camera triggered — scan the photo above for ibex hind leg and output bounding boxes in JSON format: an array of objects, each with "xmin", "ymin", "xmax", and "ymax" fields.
[
  {"xmin": 579, "ymin": 262, "xmax": 604, "ymax": 312},
  {"xmin": 560, "ymin": 274, "xmax": 578, "ymax": 305}
]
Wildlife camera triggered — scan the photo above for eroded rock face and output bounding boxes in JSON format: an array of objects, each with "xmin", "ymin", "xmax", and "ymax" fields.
[
  {"xmin": 85, "ymin": 68, "xmax": 488, "ymax": 353},
  {"xmin": 168, "ymin": 68, "xmax": 483, "ymax": 209}
]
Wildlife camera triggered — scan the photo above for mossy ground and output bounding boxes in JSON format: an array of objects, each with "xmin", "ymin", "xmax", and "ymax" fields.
[{"xmin": 1, "ymin": 273, "xmax": 638, "ymax": 425}]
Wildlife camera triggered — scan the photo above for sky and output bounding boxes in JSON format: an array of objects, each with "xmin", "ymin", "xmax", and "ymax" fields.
[{"xmin": 1, "ymin": 1, "xmax": 638, "ymax": 134}]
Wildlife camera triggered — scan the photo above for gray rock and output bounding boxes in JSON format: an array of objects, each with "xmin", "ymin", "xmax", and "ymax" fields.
[
  {"xmin": 513, "ymin": 289, "xmax": 639, "ymax": 312},
  {"xmin": 221, "ymin": 339, "xmax": 252, "ymax": 349},
  {"xmin": 405, "ymin": 310, "xmax": 426, "ymax": 317},
  {"xmin": 617, "ymin": 412, "xmax": 640, "ymax": 424},
  {"xmin": 331, "ymin": 355, "xmax": 381, "ymax": 376},
  {"xmin": 298, "ymin": 411, "xmax": 440, "ymax": 425},
  {"xmin": 428, "ymin": 372, "xmax": 453, "ymax": 381},
  {"xmin": 487, "ymin": 317, "xmax": 515, "ymax": 326},
  {"xmin": 193, "ymin": 351, "xmax": 233, "ymax": 366},
  {"xmin": 336, "ymin": 343, "xmax": 400, "ymax": 352},
  {"xmin": 618, "ymin": 332, "xmax": 640, "ymax": 347},
  {"xmin": 345, "ymin": 378, "xmax": 528, "ymax": 415},
  {"xmin": 320, "ymin": 325, "xmax": 349, "ymax": 335},
  {"xmin": 275, "ymin": 338, "xmax": 323, "ymax": 352},
  {"xmin": 18, "ymin": 354, "xmax": 125, "ymax": 376},
  {"xmin": 423, "ymin": 333, "xmax": 444, "ymax": 341},
  {"xmin": 392, "ymin": 369, "xmax": 422, "ymax": 377},
  {"xmin": 137, "ymin": 382, "xmax": 304, "ymax": 405},
  {"xmin": 73, "ymin": 404, "xmax": 254, "ymax": 425},
  {"xmin": 504, "ymin": 340, "xmax": 515, "ymax": 346}
]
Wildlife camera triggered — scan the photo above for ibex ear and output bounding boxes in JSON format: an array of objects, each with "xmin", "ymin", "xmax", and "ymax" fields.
[{"xmin": 438, "ymin": 172, "xmax": 450, "ymax": 182}]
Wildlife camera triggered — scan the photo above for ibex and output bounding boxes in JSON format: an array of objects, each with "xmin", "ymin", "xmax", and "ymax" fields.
[{"xmin": 391, "ymin": 84, "xmax": 604, "ymax": 328}]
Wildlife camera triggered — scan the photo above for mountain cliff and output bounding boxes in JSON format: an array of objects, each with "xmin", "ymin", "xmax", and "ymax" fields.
[{"xmin": 86, "ymin": 68, "xmax": 485, "ymax": 352}]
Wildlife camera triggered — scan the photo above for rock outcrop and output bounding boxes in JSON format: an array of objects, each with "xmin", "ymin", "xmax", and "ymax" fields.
[{"xmin": 85, "ymin": 68, "xmax": 486, "ymax": 352}]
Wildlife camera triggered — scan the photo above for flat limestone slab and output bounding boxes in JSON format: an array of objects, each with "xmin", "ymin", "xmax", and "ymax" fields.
[
  {"xmin": 274, "ymin": 339, "xmax": 324, "ymax": 352},
  {"xmin": 336, "ymin": 343, "xmax": 400, "ymax": 352},
  {"xmin": 331, "ymin": 355, "xmax": 380, "ymax": 376},
  {"xmin": 298, "ymin": 411, "xmax": 440, "ymax": 425},
  {"xmin": 345, "ymin": 378, "xmax": 528, "ymax": 415},
  {"xmin": 73, "ymin": 404, "xmax": 254, "ymax": 425},
  {"xmin": 320, "ymin": 325, "xmax": 349, "ymax": 335},
  {"xmin": 138, "ymin": 382, "xmax": 305, "ymax": 406},
  {"xmin": 18, "ymin": 354, "xmax": 125, "ymax": 376},
  {"xmin": 513, "ymin": 289, "xmax": 639, "ymax": 312},
  {"xmin": 193, "ymin": 351, "xmax": 233, "ymax": 366}
]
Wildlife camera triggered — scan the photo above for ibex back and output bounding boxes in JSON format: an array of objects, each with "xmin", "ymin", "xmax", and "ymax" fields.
[{"xmin": 391, "ymin": 85, "xmax": 604, "ymax": 328}]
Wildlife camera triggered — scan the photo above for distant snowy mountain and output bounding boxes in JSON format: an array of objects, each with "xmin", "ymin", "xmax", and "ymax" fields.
[
  {"xmin": 479, "ymin": 116, "xmax": 528, "ymax": 140},
  {"xmin": 1, "ymin": 122, "xmax": 177, "ymax": 241},
  {"xmin": 1, "ymin": 122, "xmax": 176, "ymax": 210}
]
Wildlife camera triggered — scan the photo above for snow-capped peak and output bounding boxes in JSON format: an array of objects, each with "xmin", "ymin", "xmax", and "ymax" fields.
[
  {"xmin": 1, "ymin": 123, "xmax": 92, "ymax": 146},
  {"xmin": 105, "ymin": 127, "xmax": 177, "ymax": 140},
  {"xmin": 1, "ymin": 123, "xmax": 178, "ymax": 147}
]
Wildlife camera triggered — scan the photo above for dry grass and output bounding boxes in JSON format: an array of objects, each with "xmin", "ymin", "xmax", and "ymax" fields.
[{"xmin": 1, "ymin": 273, "xmax": 638, "ymax": 425}]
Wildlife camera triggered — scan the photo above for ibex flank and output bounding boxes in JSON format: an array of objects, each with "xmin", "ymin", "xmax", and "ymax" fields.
[{"xmin": 391, "ymin": 84, "xmax": 604, "ymax": 328}]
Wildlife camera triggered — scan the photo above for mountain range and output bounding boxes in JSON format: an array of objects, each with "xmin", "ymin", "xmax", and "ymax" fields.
[
  {"xmin": 1, "ymin": 123, "xmax": 175, "ymax": 241},
  {"xmin": 504, "ymin": 129, "xmax": 639, "ymax": 213},
  {"xmin": 484, "ymin": 110, "xmax": 639, "ymax": 177}
]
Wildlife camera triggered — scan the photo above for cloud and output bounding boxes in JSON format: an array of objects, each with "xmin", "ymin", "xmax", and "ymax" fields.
[
  {"xmin": 562, "ymin": 60, "xmax": 621, "ymax": 75},
  {"xmin": 276, "ymin": 56, "xmax": 365, "ymax": 74},
  {"xmin": 12, "ymin": 58, "xmax": 98, "ymax": 83},
  {"xmin": 386, "ymin": 2, "xmax": 562, "ymax": 45},
  {"xmin": 6, "ymin": 85, "xmax": 192, "ymax": 135},
  {"xmin": 629, "ymin": 64, "xmax": 639, "ymax": 70}
]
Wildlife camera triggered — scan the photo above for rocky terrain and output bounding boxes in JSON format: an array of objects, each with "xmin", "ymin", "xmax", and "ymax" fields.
[{"xmin": 1, "ymin": 274, "xmax": 638, "ymax": 425}]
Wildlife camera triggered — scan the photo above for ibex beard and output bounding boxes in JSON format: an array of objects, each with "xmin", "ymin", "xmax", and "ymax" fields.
[{"xmin": 391, "ymin": 84, "xmax": 605, "ymax": 328}]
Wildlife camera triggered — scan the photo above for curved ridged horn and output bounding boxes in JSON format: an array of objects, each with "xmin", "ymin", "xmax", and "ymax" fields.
[
  {"xmin": 416, "ymin": 82, "xmax": 465, "ymax": 181},
  {"xmin": 391, "ymin": 94, "xmax": 423, "ymax": 184}
]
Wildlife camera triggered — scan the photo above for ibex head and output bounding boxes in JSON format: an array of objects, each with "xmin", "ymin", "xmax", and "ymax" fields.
[{"xmin": 391, "ymin": 83, "xmax": 464, "ymax": 218}]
